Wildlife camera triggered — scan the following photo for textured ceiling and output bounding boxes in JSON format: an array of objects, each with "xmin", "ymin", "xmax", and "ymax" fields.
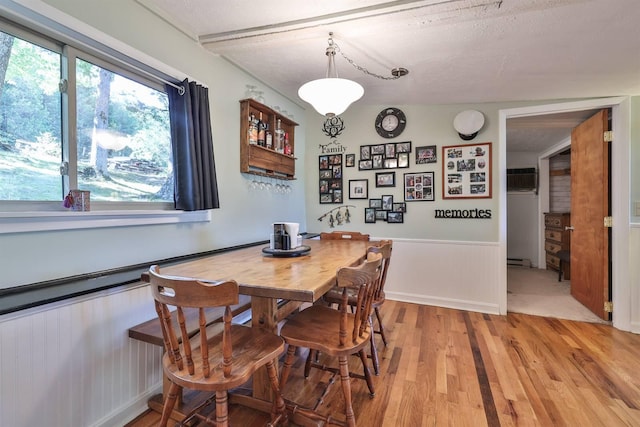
[{"xmin": 136, "ymin": 0, "xmax": 640, "ymax": 153}]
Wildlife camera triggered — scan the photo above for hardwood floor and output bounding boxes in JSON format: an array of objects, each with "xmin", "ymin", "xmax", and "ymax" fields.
[{"xmin": 126, "ymin": 301, "xmax": 640, "ymax": 426}]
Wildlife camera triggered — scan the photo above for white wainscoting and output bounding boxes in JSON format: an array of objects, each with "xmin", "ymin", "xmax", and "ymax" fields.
[
  {"xmin": 0, "ymin": 238, "xmax": 501, "ymax": 426},
  {"xmin": 0, "ymin": 284, "xmax": 163, "ymax": 427},
  {"xmin": 383, "ymin": 238, "xmax": 501, "ymax": 314}
]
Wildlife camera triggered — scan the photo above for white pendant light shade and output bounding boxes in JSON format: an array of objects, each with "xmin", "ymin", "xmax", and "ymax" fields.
[{"xmin": 298, "ymin": 77, "xmax": 364, "ymax": 117}]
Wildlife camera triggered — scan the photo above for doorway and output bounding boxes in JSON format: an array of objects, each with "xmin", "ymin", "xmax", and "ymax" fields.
[
  {"xmin": 498, "ymin": 97, "xmax": 631, "ymax": 330},
  {"xmin": 506, "ymin": 131, "xmax": 602, "ymax": 321}
]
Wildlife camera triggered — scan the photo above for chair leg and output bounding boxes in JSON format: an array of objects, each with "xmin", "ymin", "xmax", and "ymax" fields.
[
  {"xmin": 304, "ymin": 349, "xmax": 314, "ymax": 378},
  {"xmin": 215, "ymin": 390, "xmax": 229, "ymax": 427},
  {"xmin": 265, "ymin": 359, "xmax": 287, "ymax": 426},
  {"xmin": 358, "ymin": 348, "xmax": 375, "ymax": 397},
  {"xmin": 159, "ymin": 382, "xmax": 181, "ymax": 427},
  {"xmin": 374, "ymin": 307, "xmax": 387, "ymax": 346},
  {"xmin": 280, "ymin": 345, "xmax": 297, "ymax": 390},
  {"xmin": 339, "ymin": 355, "xmax": 357, "ymax": 427},
  {"xmin": 369, "ymin": 316, "xmax": 380, "ymax": 376}
]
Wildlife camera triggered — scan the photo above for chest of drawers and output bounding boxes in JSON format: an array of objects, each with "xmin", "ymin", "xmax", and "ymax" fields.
[{"xmin": 544, "ymin": 212, "xmax": 571, "ymax": 279}]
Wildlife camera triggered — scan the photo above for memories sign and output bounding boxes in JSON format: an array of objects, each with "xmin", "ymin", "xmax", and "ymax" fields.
[{"xmin": 435, "ymin": 208, "xmax": 492, "ymax": 219}]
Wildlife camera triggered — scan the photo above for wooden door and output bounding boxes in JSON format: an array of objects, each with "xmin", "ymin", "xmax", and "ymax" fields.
[{"xmin": 570, "ymin": 109, "xmax": 610, "ymax": 320}]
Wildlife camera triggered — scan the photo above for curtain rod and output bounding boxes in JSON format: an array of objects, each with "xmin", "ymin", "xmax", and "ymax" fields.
[{"xmin": 118, "ymin": 58, "xmax": 185, "ymax": 95}]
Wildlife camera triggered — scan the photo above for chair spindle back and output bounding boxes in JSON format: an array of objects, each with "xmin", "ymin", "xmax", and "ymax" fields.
[
  {"xmin": 149, "ymin": 265, "xmax": 239, "ymax": 379},
  {"xmin": 335, "ymin": 252, "xmax": 382, "ymax": 346},
  {"xmin": 367, "ymin": 240, "xmax": 392, "ymax": 301}
]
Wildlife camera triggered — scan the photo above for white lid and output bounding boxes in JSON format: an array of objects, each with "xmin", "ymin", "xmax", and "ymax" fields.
[{"xmin": 453, "ymin": 110, "xmax": 485, "ymax": 140}]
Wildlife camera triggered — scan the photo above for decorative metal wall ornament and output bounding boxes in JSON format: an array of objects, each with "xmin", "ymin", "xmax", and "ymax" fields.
[
  {"xmin": 317, "ymin": 205, "xmax": 354, "ymax": 228},
  {"xmin": 322, "ymin": 115, "xmax": 346, "ymax": 138}
]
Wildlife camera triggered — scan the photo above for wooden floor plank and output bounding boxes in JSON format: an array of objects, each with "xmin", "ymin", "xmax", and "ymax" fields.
[{"xmin": 126, "ymin": 301, "xmax": 640, "ymax": 427}]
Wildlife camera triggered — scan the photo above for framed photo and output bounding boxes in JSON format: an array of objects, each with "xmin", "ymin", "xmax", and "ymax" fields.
[
  {"xmin": 364, "ymin": 207, "xmax": 376, "ymax": 223},
  {"xmin": 416, "ymin": 145, "xmax": 437, "ymax": 164},
  {"xmin": 359, "ymin": 160, "xmax": 372, "ymax": 170},
  {"xmin": 345, "ymin": 153, "xmax": 355, "ymax": 167},
  {"xmin": 381, "ymin": 194, "xmax": 393, "ymax": 210},
  {"xmin": 404, "ymin": 171, "xmax": 435, "ymax": 201},
  {"xmin": 360, "ymin": 145, "xmax": 371, "ymax": 160},
  {"xmin": 349, "ymin": 179, "xmax": 368, "ymax": 199},
  {"xmin": 392, "ymin": 202, "xmax": 406, "ymax": 213},
  {"xmin": 319, "ymin": 154, "xmax": 342, "ymax": 204},
  {"xmin": 369, "ymin": 198, "xmax": 382, "ymax": 209},
  {"xmin": 384, "ymin": 158, "xmax": 398, "ymax": 169},
  {"xmin": 442, "ymin": 142, "xmax": 492, "ymax": 199},
  {"xmin": 397, "ymin": 152, "xmax": 409, "ymax": 168},
  {"xmin": 371, "ymin": 144, "xmax": 385, "ymax": 155},
  {"xmin": 376, "ymin": 171, "xmax": 396, "ymax": 187},
  {"xmin": 319, "ymin": 155, "xmax": 329, "ymax": 169},
  {"xmin": 375, "ymin": 210, "xmax": 388, "ymax": 221},
  {"xmin": 372, "ymin": 154, "xmax": 384, "ymax": 169},
  {"xmin": 396, "ymin": 141, "xmax": 411, "ymax": 153},
  {"xmin": 387, "ymin": 211, "xmax": 404, "ymax": 223},
  {"xmin": 385, "ymin": 143, "xmax": 396, "ymax": 159}
]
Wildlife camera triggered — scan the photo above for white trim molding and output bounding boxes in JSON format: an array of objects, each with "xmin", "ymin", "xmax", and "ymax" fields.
[{"xmin": 0, "ymin": 209, "xmax": 211, "ymax": 234}]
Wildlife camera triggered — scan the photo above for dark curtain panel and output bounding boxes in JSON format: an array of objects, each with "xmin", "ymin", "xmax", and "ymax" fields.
[{"xmin": 167, "ymin": 79, "xmax": 220, "ymax": 211}]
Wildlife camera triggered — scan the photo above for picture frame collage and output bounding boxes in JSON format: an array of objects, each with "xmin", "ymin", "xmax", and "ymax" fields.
[
  {"xmin": 319, "ymin": 154, "xmax": 343, "ymax": 204},
  {"xmin": 358, "ymin": 141, "xmax": 411, "ymax": 171},
  {"xmin": 404, "ymin": 172, "xmax": 435, "ymax": 202},
  {"xmin": 442, "ymin": 142, "xmax": 492, "ymax": 199},
  {"xmin": 365, "ymin": 194, "xmax": 405, "ymax": 224}
]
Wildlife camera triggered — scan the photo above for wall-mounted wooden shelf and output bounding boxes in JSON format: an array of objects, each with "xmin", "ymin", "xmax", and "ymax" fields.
[{"xmin": 240, "ymin": 98, "xmax": 298, "ymax": 180}]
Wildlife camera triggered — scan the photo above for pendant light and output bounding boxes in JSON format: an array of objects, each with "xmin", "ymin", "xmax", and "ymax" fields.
[{"xmin": 298, "ymin": 33, "xmax": 364, "ymax": 117}]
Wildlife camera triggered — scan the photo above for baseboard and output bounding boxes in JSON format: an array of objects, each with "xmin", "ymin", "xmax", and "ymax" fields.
[{"xmin": 386, "ymin": 291, "xmax": 500, "ymax": 315}]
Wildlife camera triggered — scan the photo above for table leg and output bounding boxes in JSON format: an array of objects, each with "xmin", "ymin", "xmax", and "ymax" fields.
[{"xmin": 251, "ymin": 296, "xmax": 279, "ymax": 401}]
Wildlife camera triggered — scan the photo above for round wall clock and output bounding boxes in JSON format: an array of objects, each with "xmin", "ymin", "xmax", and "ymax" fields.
[{"xmin": 375, "ymin": 107, "xmax": 406, "ymax": 138}]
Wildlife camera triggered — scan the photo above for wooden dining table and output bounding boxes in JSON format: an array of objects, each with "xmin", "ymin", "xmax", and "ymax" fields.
[{"xmin": 158, "ymin": 237, "xmax": 370, "ymax": 407}]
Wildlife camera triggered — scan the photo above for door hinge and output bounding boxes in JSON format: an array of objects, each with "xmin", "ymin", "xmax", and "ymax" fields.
[
  {"xmin": 604, "ymin": 301, "xmax": 613, "ymax": 313},
  {"xmin": 604, "ymin": 216, "xmax": 613, "ymax": 228},
  {"xmin": 603, "ymin": 131, "xmax": 613, "ymax": 142}
]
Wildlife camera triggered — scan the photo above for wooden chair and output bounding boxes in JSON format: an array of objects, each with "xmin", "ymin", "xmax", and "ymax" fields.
[
  {"xmin": 279, "ymin": 252, "xmax": 383, "ymax": 427},
  {"xmin": 320, "ymin": 231, "xmax": 370, "ymax": 241},
  {"xmin": 148, "ymin": 265, "xmax": 287, "ymax": 427},
  {"xmin": 322, "ymin": 240, "xmax": 393, "ymax": 375}
]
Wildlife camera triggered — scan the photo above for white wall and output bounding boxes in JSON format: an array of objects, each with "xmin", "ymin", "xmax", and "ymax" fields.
[
  {"xmin": 507, "ymin": 192, "xmax": 539, "ymax": 266},
  {"xmin": 506, "ymin": 151, "xmax": 540, "ymax": 266}
]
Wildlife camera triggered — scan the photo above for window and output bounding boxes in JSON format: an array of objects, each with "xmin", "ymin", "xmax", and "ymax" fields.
[
  {"xmin": 507, "ymin": 167, "xmax": 537, "ymax": 192},
  {"xmin": 0, "ymin": 21, "xmax": 173, "ymax": 207}
]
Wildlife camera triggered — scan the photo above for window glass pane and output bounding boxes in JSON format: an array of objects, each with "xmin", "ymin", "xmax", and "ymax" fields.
[
  {"xmin": 0, "ymin": 31, "xmax": 62, "ymax": 201},
  {"xmin": 76, "ymin": 58, "xmax": 173, "ymax": 202}
]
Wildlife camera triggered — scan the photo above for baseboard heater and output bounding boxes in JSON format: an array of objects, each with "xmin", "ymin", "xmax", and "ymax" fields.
[{"xmin": 507, "ymin": 258, "xmax": 531, "ymax": 268}]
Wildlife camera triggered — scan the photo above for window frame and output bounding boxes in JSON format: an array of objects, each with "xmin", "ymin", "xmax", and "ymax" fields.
[{"xmin": 0, "ymin": 16, "xmax": 207, "ymax": 232}]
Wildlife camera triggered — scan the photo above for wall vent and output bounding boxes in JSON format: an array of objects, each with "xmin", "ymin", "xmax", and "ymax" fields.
[{"xmin": 507, "ymin": 167, "xmax": 537, "ymax": 192}]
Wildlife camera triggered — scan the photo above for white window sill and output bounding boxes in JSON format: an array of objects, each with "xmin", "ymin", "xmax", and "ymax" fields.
[{"xmin": 0, "ymin": 209, "xmax": 211, "ymax": 234}]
